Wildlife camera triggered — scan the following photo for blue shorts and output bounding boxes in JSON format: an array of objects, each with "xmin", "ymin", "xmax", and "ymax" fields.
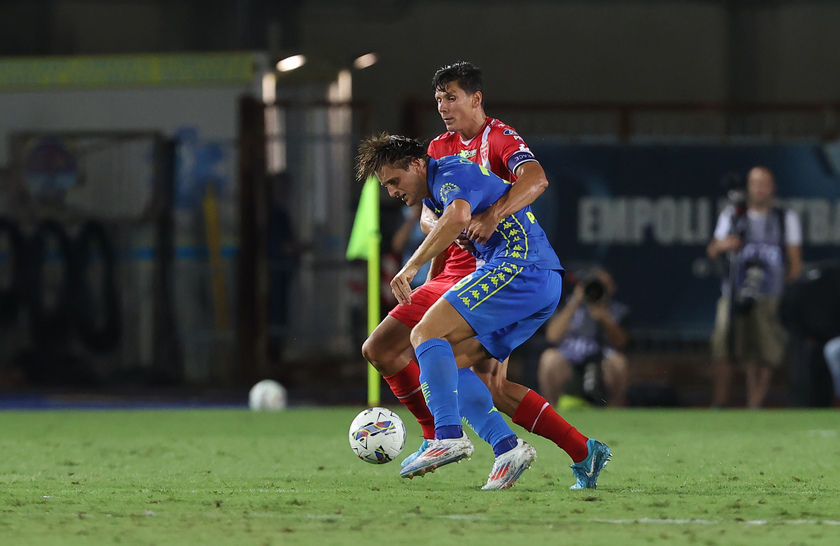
[{"xmin": 442, "ymin": 261, "xmax": 563, "ymax": 361}]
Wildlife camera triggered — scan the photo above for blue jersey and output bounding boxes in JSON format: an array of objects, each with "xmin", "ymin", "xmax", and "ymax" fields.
[{"xmin": 423, "ymin": 156, "xmax": 563, "ymax": 272}]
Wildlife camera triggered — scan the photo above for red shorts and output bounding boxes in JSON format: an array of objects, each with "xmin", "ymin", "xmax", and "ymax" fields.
[{"xmin": 388, "ymin": 273, "xmax": 464, "ymax": 328}]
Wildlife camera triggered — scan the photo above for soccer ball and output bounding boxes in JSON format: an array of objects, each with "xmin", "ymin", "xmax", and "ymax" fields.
[
  {"xmin": 348, "ymin": 407, "xmax": 406, "ymax": 464},
  {"xmin": 248, "ymin": 379, "xmax": 287, "ymax": 411}
]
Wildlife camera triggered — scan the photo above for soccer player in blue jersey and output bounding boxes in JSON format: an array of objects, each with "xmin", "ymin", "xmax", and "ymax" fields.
[{"xmin": 356, "ymin": 133, "xmax": 611, "ymax": 489}]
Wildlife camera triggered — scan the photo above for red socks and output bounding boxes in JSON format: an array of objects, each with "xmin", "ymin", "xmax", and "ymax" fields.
[
  {"xmin": 512, "ymin": 389, "xmax": 589, "ymax": 463},
  {"xmin": 383, "ymin": 360, "xmax": 435, "ymax": 440}
]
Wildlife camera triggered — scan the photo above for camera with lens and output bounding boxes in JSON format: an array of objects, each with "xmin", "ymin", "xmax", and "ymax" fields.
[
  {"xmin": 734, "ymin": 257, "xmax": 766, "ymax": 313},
  {"xmin": 582, "ymin": 277, "xmax": 608, "ymax": 304},
  {"xmin": 721, "ymin": 171, "xmax": 747, "ymax": 217}
]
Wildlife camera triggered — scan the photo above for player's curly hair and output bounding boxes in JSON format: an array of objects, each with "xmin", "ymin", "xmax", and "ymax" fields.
[
  {"xmin": 432, "ymin": 61, "xmax": 484, "ymax": 106},
  {"xmin": 355, "ymin": 133, "xmax": 427, "ymax": 181}
]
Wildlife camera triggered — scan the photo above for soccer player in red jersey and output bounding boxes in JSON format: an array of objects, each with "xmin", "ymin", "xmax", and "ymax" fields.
[{"xmin": 362, "ymin": 62, "xmax": 608, "ymax": 489}]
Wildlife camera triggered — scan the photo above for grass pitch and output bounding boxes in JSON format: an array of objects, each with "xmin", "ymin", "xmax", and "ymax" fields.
[{"xmin": 1, "ymin": 407, "xmax": 838, "ymax": 545}]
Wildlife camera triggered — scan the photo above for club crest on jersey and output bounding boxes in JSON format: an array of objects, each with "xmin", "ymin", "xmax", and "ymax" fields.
[
  {"xmin": 458, "ymin": 149, "xmax": 477, "ymax": 160},
  {"xmin": 439, "ymin": 182, "xmax": 459, "ymax": 204},
  {"xmin": 480, "ymin": 140, "xmax": 489, "ymax": 167}
]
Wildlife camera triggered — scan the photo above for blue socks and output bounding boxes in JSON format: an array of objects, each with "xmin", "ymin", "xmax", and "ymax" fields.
[
  {"xmin": 415, "ymin": 338, "xmax": 519, "ymax": 455},
  {"xmin": 457, "ymin": 368, "xmax": 518, "ymax": 456},
  {"xmin": 415, "ymin": 338, "xmax": 462, "ymax": 438}
]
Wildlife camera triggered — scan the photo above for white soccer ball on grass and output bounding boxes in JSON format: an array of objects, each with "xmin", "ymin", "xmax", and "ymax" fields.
[
  {"xmin": 348, "ymin": 407, "xmax": 406, "ymax": 464},
  {"xmin": 248, "ymin": 379, "xmax": 288, "ymax": 411}
]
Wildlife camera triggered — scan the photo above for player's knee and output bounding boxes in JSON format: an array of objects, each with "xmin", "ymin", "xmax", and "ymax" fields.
[
  {"xmin": 360, "ymin": 337, "xmax": 377, "ymax": 365},
  {"xmin": 488, "ymin": 371, "xmax": 506, "ymax": 397},
  {"xmin": 409, "ymin": 327, "xmax": 428, "ymax": 349},
  {"xmin": 361, "ymin": 337, "xmax": 390, "ymax": 374}
]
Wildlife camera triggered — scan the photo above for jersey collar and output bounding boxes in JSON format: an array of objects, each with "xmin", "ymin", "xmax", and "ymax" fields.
[{"xmin": 459, "ymin": 117, "xmax": 491, "ymax": 145}]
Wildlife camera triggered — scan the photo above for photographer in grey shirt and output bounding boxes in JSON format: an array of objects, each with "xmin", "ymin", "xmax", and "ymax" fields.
[
  {"xmin": 538, "ymin": 267, "xmax": 630, "ymax": 407},
  {"xmin": 707, "ymin": 166, "xmax": 802, "ymax": 409}
]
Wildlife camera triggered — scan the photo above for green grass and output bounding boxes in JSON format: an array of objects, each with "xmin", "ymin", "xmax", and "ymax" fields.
[{"xmin": 1, "ymin": 407, "xmax": 839, "ymax": 545}]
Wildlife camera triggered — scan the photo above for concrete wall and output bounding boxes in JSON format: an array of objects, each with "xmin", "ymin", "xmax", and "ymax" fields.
[
  {"xmin": 300, "ymin": 1, "xmax": 727, "ymax": 134},
  {"xmin": 3, "ymin": 1, "xmax": 840, "ymax": 136},
  {"xmin": 293, "ymin": 1, "xmax": 840, "ymax": 132}
]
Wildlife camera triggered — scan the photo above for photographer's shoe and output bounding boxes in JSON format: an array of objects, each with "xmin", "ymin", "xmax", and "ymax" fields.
[{"xmin": 570, "ymin": 438, "xmax": 611, "ymax": 490}]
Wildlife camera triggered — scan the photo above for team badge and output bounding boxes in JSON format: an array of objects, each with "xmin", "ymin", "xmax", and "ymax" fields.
[
  {"xmin": 439, "ymin": 182, "xmax": 459, "ymax": 204},
  {"xmin": 480, "ymin": 140, "xmax": 489, "ymax": 168}
]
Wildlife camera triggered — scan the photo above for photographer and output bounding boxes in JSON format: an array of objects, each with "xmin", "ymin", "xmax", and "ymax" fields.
[
  {"xmin": 538, "ymin": 267, "xmax": 630, "ymax": 407},
  {"xmin": 707, "ymin": 166, "xmax": 802, "ymax": 409}
]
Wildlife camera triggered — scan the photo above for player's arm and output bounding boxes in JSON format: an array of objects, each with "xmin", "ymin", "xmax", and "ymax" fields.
[
  {"xmin": 421, "ymin": 202, "xmax": 454, "ymax": 281},
  {"xmin": 419, "ymin": 203, "xmax": 438, "ymax": 235},
  {"xmin": 465, "ymin": 161, "xmax": 549, "ymax": 244},
  {"xmin": 391, "ymin": 199, "xmax": 471, "ymax": 305}
]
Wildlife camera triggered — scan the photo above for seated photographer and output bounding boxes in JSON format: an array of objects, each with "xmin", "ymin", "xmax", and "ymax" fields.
[
  {"xmin": 707, "ymin": 166, "xmax": 802, "ymax": 409},
  {"xmin": 537, "ymin": 267, "xmax": 630, "ymax": 407}
]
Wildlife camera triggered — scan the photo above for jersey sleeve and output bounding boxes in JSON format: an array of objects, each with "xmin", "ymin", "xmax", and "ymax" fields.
[
  {"xmin": 487, "ymin": 123, "xmax": 537, "ymax": 175},
  {"xmin": 422, "ymin": 197, "xmax": 440, "ymax": 217},
  {"xmin": 434, "ymin": 158, "xmax": 488, "ymax": 212},
  {"xmin": 427, "ymin": 136, "xmax": 447, "ymax": 161}
]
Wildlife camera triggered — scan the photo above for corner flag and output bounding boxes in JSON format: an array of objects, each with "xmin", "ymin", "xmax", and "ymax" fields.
[
  {"xmin": 346, "ymin": 176, "xmax": 381, "ymax": 405},
  {"xmin": 346, "ymin": 176, "xmax": 380, "ymax": 260}
]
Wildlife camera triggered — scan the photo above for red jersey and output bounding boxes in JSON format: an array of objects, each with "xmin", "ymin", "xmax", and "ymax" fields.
[{"xmin": 426, "ymin": 117, "xmax": 537, "ymax": 277}]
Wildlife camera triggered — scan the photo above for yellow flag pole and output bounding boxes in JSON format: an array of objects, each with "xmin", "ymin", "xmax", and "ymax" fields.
[
  {"xmin": 346, "ymin": 176, "xmax": 381, "ymax": 407},
  {"xmin": 366, "ymin": 231, "xmax": 381, "ymax": 407}
]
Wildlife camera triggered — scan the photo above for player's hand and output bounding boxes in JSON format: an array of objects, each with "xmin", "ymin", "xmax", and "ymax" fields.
[
  {"xmin": 391, "ymin": 264, "xmax": 418, "ymax": 305},
  {"xmin": 465, "ymin": 210, "xmax": 499, "ymax": 245},
  {"xmin": 455, "ymin": 233, "xmax": 477, "ymax": 254}
]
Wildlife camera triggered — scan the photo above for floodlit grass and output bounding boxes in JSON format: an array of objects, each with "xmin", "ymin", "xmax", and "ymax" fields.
[{"xmin": 0, "ymin": 407, "xmax": 838, "ymax": 545}]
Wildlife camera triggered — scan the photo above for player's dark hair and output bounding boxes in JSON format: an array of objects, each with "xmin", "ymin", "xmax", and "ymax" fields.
[
  {"xmin": 432, "ymin": 61, "xmax": 484, "ymax": 107},
  {"xmin": 356, "ymin": 133, "xmax": 428, "ymax": 182}
]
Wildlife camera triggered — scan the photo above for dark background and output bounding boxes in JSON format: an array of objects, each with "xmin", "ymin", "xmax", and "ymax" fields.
[{"xmin": 1, "ymin": 0, "xmax": 839, "ymax": 407}]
